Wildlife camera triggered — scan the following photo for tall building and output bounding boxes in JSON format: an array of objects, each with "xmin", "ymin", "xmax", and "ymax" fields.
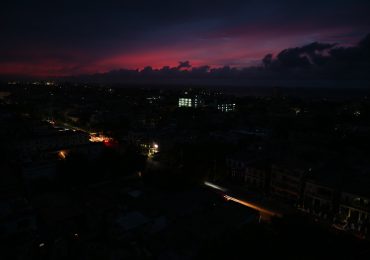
[
  {"xmin": 178, "ymin": 95, "xmax": 203, "ymax": 108},
  {"xmin": 217, "ymin": 103, "xmax": 236, "ymax": 112}
]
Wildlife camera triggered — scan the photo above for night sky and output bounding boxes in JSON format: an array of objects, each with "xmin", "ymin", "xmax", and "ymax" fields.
[{"xmin": 1, "ymin": 0, "xmax": 370, "ymax": 77}]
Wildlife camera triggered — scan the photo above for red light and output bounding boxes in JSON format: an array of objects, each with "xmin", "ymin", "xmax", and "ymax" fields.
[{"xmin": 103, "ymin": 139, "xmax": 118, "ymax": 148}]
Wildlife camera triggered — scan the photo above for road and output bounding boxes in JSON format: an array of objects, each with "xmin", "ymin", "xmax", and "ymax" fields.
[{"xmin": 205, "ymin": 181, "xmax": 283, "ymax": 220}]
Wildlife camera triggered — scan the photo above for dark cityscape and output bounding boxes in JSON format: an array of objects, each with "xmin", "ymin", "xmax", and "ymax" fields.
[{"xmin": 1, "ymin": 1, "xmax": 370, "ymax": 259}]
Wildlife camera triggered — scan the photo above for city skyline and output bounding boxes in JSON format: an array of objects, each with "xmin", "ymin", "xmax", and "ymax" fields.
[{"xmin": 2, "ymin": 2, "xmax": 370, "ymax": 258}]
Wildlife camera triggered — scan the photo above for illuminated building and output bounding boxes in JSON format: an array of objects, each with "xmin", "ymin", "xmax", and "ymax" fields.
[
  {"xmin": 302, "ymin": 179, "xmax": 336, "ymax": 220},
  {"xmin": 217, "ymin": 103, "xmax": 236, "ymax": 112},
  {"xmin": 178, "ymin": 95, "xmax": 203, "ymax": 108},
  {"xmin": 337, "ymin": 189, "xmax": 370, "ymax": 237},
  {"xmin": 140, "ymin": 142, "xmax": 159, "ymax": 157},
  {"xmin": 149, "ymin": 143, "xmax": 159, "ymax": 157}
]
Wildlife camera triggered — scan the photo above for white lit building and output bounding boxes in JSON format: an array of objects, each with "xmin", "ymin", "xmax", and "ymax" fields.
[
  {"xmin": 217, "ymin": 103, "xmax": 236, "ymax": 112},
  {"xmin": 178, "ymin": 95, "xmax": 203, "ymax": 108}
]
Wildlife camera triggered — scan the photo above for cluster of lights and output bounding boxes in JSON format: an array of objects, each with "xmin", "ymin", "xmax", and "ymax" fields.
[
  {"xmin": 217, "ymin": 103, "xmax": 236, "ymax": 112},
  {"xmin": 45, "ymin": 119, "xmax": 56, "ymax": 125},
  {"xmin": 148, "ymin": 143, "xmax": 159, "ymax": 157},
  {"xmin": 194, "ymin": 98, "xmax": 199, "ymax": 107},
  {"xmin": 7, "ymin": 81, "xmax": 55, "ymax": 86},
  {"xmin": 178, "ymin": 97, "xmax": 201, "ymax": 108},
  {"xmin": 46, "ymin": 81, "xmax": 55, "ymax": 86},
  {"xmin": 178, "ymin": 98, "xmax": 193, "ymax": 107},
  {"xmin": 147, "ymin": 96, "xmax": 160, "ymax": 104},
  {"xmin": 7, "ymin": 81, "xmax": 18, "ymax": 85},
  {"xmin": 89, "ymin": 133, "xmax": 112, "ymax": 143}
]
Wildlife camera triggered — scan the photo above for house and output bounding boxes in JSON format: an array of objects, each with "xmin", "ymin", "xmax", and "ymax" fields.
[
  {"xmin": 303, "ymin": 179, "xmax": 337, "ymax": 220},
  {"xmin": 337, "ymin": 179, "xmax": 370, "ymax": 237},
  {"xmin": 226, "ymin": 152, "xmax": 270, "ymax": 192},
  {"xmin": 270, "ymin": 164, "xmax": 306, "ymax": 206}
]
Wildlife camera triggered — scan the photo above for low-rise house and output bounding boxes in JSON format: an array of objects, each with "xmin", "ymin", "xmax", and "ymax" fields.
[
  {"xmin": 270, "ymin": 164, "xmax": 306, "ymax": 206},
  {"xmin": 337, "ymin": 180, "xmax": 370, "ymax": 237},
  {"xmin": 303, "ymin": 178, "xmax": 338, "ymax": 220},
  {"xmin": 226, "ymin": 152, "xmax": 270, "ymax": 192}
]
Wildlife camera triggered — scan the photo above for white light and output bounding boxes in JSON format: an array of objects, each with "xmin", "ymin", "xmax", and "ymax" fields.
[
  {"xmin": 204, "ymin": 181, "xmax": 227, "ymax": 192},
  {"xmin": 179, "ymin": 98, "xmax": 193, "ymax": 107}
]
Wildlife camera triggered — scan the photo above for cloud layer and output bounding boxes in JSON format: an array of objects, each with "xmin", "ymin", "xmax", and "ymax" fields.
[
  {"xmin": 1, "ymin": 0, "xmax": 370, "ymax": 77},
  {"xmin": 68, "ymin": 34, "xmax": 370, "ymax": 83}
]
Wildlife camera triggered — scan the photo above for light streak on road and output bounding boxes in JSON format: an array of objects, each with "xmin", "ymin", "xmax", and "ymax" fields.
[
  {"xmin": 58, "ymin": 150, "xmax": 67, "ymax": 160},
  {"xmin": 204, "ymin": 181, "xmax": 228, "ymax": 192},
  {"xmin": 224, "ymin": 195, "xmax": 282, "ymax": 218},
  {"xmin": 204, "ymin": 181, "xmax": 283, "ymax": 218}
]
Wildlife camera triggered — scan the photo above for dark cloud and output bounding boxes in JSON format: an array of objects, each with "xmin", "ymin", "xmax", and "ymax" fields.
[
  {"xmin": 273, "ymin": 42, "xmax": 336, "ymax": 69},
  {"xmin": 177, "ymin": 61, "xmax": 192, "ymax": 70},
  {"xmin": 262, "ymin": 54, "xmax": 273, "ymax": 68},
  {"xmin": 266, "ymin": 34, "xmax": 370, "ymax": 80},
  {"xmin": 67, "ymin": 33, "xmax": 370, "ymax": 83}
]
